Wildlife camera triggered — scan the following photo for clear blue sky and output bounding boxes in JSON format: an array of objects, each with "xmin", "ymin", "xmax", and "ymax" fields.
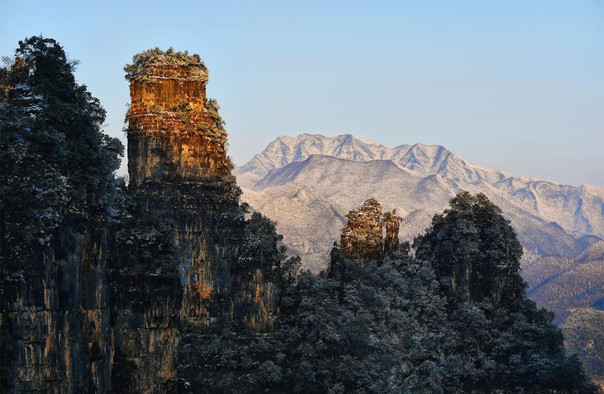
[{"xmin": 1, "ymin": 1, "xmax": 603, "ymax": 185}]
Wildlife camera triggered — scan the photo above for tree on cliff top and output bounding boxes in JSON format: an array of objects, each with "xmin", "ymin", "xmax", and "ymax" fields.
[
  {"xmin": 412, "ymin": 192, "xmax": 596, "ymax": 391},
  {"xmin": 0, "ymin": 36, "xmax": 123, "ymax": 273},
  {"xmin": 124, "ymin": 47, "xmax": 208, "ymax": 82}
]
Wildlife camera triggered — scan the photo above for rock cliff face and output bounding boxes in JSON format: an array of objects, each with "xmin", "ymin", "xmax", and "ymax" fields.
[
  {"xmin": 111, "ymin": 48, "xmax": 280, "ymax": 391},
  {"xmin": 0, "ymin": 37, "xmax": 118, "ymax": 393},
  {"xmin": 1, "ymin": 220, "xmax": 112, "ymax": 393},
  {"xmin": 384, "ymin": 209, "xmax": 403, "ymax": 256},
  {"xmin": 1, "ymin": 47, "xmax": 280, "ymax": 393}
]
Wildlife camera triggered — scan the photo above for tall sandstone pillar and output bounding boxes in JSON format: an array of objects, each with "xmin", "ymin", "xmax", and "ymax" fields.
[
  {"xmin": 123, "ymin": 49, "xmax": 237, "ymax": 327},
  {"xmin": 112, "ymin": 49, "xmax": 279, "ymax": 392}
]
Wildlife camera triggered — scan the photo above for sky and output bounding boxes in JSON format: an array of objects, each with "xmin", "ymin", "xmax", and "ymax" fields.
[{"xmin": 1, "ymin": 1, "xmax": 603, "ymax": 185}]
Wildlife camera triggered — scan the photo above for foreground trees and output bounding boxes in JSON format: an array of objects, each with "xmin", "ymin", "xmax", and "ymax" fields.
[
  {"xmin": 414, "ymin": 191, "xmax": 526, "ymax": 308},
  {"xmin": 179, "ymin": 193, "xmax": 597, "ymax": 393},
  {"xmin": 0, "ymin": 36, "xmax": 123, "ymax": 270}
]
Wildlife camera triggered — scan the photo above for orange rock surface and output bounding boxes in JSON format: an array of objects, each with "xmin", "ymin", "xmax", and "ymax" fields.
[{"xmin": 126, "ymin": 52, "xmax": 231, "ymax": 186}]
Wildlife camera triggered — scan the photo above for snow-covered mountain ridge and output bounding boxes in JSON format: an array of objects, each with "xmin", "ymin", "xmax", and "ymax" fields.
[
  {"xmin": 235, "ymin": 134, "xmax": 603, "ymax": 271},
  {"xmin": 236, "ymin": 133, "xmax": 525, "ymax": 184}
]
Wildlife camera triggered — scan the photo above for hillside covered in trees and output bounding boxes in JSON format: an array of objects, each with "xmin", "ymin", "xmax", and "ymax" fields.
[{"xmin": 0, "ymin": 37, "xmax": 599, "ymax": 393}]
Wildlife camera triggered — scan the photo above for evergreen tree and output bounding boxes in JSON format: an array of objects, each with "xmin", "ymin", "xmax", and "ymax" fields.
[
  {"xmin": 177, "ymin": 194, "xmax": 597, "ymax": 393},
  {"xmin": 414, "ymin": 192, "xmax": 597, "ymax": 392},
  {"xmin": 414, "ymin": 191, "xmax": 525, "ymax": 308},
  {"xmin": 0, "ymin": 36, "xmax": 123, "ymax": 278},
  {"xmin": 0, "ymin": 36, "xmax": 123, "ymax": 393}
]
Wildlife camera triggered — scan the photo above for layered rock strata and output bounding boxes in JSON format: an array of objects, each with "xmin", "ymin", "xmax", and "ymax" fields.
[
  {"xmin": 125, "ymin": 50, "xmax": 231, "ymax": 186},
  {"xmin": 111, "ymin": 49, "xmax": 279, "ymax": 391}
]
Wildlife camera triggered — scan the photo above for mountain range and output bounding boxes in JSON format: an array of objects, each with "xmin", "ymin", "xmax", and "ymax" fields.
[{"xmin": 235, "ymin": 133, "xmax": 604, "ymax": 272}]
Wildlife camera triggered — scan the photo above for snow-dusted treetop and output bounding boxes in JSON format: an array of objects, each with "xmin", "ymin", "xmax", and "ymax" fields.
[{"xmin": 124, "ymin": 47, "xmax": 208, "ymax": 82}]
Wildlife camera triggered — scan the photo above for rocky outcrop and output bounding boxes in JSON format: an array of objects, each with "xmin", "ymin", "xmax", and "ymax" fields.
[
  {"xmin": 125, "ymin": 49, "xmax": 231, "ymax": 186},
  {"xmin": 341, "ymin": 198, "xmax": 383, "ymax": 260},
  {"xmin": 340, "ymin": 198, "xmax": 401, "ymax": 261},
  {"xmin": 384, "ymin": 209, "xmax": 403, "ymax": 256}
]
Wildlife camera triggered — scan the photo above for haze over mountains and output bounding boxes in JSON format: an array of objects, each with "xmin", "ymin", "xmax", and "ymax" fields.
[{"xmin": 235, "ymin": 133, "xmax": 604, "ymax": 271}]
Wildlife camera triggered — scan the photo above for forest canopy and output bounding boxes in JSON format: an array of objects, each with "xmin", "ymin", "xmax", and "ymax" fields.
[
  {"xmin": 0, "ymin": 36, "xmax": 123, "ymax": 270},
  {"xmin": 179, "ymin": 193, "xmax": 598, "ymax": 393}
]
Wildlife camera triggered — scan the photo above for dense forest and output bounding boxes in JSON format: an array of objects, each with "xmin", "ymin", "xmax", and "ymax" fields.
[
  {"xmin": 0, "ymin": 36, "xmax": 600, "ymax": 393},
  {"xmin": 177, "ymin": 194, "xmax": 597, "ymax": 393}
]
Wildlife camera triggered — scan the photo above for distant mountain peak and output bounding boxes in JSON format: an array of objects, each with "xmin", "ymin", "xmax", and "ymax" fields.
[
  {"xmin": 237, "ymin": 133, "xmax": 604, "ymax": 270},
  {"xmin": 236, "ymin": 133, "xmax": 411, "ymax": 178},
  {"xmin": 235, "ymin": 133, "xmax": 507, "ymax": 185}
]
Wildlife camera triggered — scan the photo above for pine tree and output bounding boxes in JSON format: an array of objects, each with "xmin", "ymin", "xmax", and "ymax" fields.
[
  {"xmin": 414, "ymin": 191, "xmax": 525, "ymax": 308},
  {"xmin": 0, "ymin": 35, "xmax": 123, "ymax": 281},
  {"xmin": 414, "ymin": 192, "xmax": 598, "ymax": 392}
]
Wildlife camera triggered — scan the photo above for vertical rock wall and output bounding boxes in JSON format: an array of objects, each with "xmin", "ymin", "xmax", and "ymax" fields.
[
  {"xmin": 112, "ymin": 49, "xmax": 279, "ymax": 391},
  {"xmin": 384, "ymin": 210, "xmax": 403, "ymax": 257},
  {"xmin": 126, "ymin": 59, "xmax": 231, "ymax": 187},
  {"xmin": 1, "ymin": 220, "xmax": 112, "ymax": 393},
  {"xmin": 341, "ymin": 198, "xmax": 384, "ymax": 261}
]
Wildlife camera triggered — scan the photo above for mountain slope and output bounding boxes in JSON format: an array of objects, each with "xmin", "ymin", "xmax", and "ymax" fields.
[
  {"xmin": 243, "ymin": 154, "xmax": 595, "ymax": 271},
  {"xmin": 238, "ymin": 134, "xmax": 604, "ymax": 239},
  {"xmin": 236, "ymin": 134, "xmax": 603, "ymax": 271},
  {"xmin": 235, "ymin": 134, "xmax": 407, "ymax": 179},
  {"xmin": 242, "ymin": 183, "xmax": 346, "ymax": 270},
  {"xmin": 561, "ymin": 308, "xmax": 604, "ymax": 385},
  {"xmin": 522, "ymin": 254, "xmax": 604, "ymax": 324}
]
